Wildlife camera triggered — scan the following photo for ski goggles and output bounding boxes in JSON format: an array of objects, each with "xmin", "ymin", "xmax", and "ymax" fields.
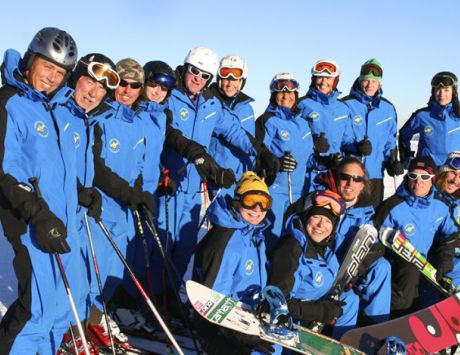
[
  {"xmin": 407, "ymin": 172, "xmax": 435, "ymax": 181},
  {"xmin": 431, "ymin": 74, "xmax": 457, "ymax": 88},
  {"xmin": 236, "ymin": 191, "xmax": 272, "ymax": 211},
  {"xmin": 447, "ymin": 156, "xmax": 460, "ymax": 170},
  {"xmin": 146, "ymin": 72, "xmax": 176, "ymax": 91},
  {"xmin": 338, "ymin": 172, "xmax": 365, "ymax": 183},
  {"xmin": 119, "ymin": 79, "xmax": 143, "ymax": 89},
  {"xmin": 87, "ymin": 61, "xmax": 120, "ymax": 90},
  {"xmin": 219, "ymin": 67, "xmax": 243, "ymax": 80},
  {"xmin": 312, "ymin": 190, "xmax": 346, "ymax": 216},
  {"xmin": 360, "ymin": 63, "xmax": 383, "ymax": 77},
  {"xmin": 313, "ymin": 62, "xmax": 339, "ymax": 76},
  {"xmin": 187, "ymin": 65, "xmax": 212, "ymax": 80},
  {"xmin": 272, "ymin": 79, "xmax": 300, "ymax": 92}
]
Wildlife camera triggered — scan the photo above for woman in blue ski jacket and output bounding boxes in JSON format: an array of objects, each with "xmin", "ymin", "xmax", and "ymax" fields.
[
  {"xmin": 256, "ymin": 72, "xmax": 314, "ymax": 250},
  {"xmin": 193, "ymin": 171, "xmax": 274, "ymax": 354},
  {"xmin": 297, "ymin": 60, "xmax": 353, "ymax": 190},
  {"xmin": 342, "ymin": 59, "xmax": 403, "ymax": 208},
  {"xmin": 268, "ymin": 190, "xmax": 359, "ymax": 340},
  {"xmin": 374, "ymin": 156, "xmax": 459, "ymax": 318},
  {"xmin": 399, "ymin": 71, "xmax": 460, "ymax": 167}
]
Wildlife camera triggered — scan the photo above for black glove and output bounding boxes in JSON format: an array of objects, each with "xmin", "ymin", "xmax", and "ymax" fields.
[
  {"xmin": 356, "ymin": 137, "xmax": 372, "ymax": 156},
  {"xmin": 157, "ymin": 169, "xmax": 177, "ymax": 197},
  {"xmin": 315, "ymin": 299, "xmax": 344, "ymax": 323},
  {"xmin": 313, "ymin": 133, "xmax": 330, "ymax": 154},
  {"xmin": 78, "ymin": 186, "xmax": 102, "ymax": 220},
  {"xmin": 232, "ymin": 331, "xmax": 274, "ymax": 354},
  {"xmin": 319, "ymin": 153, "xmax": 343, "ymax": 169},
  {"xmin": 279, "ymin": 152, "xmax": 297, "ymax": 173},
  {"xmin": 126, "ymin": 188, "xmax": 155, "ymax": 214},
  {"xmin": 31, "ymin": 201, "xmax": 70, "ymax": 254},
  {"xmin": 193, "ymin": 153, "xmax": 220, "ymax": 182},
  {"xmin": 386, "ymin": 160, "xmax": 405, "ymax": 177},
  {"xmin": 257, "ymin": 147, "xmax": 281, "ymax": 179},
  {"xmin": 294, "ymin": 299, "xmax": 344, "ymax": 324},
  {"xmin": 214, "ymin": 167, "xmax": 236, "ymax": 188}
]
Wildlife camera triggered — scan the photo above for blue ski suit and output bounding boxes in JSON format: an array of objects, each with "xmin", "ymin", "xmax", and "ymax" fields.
[
  {"xmin": 342, "ymin": 82, "xmax": 398, "ymax": 179},
  {"xmin": 297, "ymin": 88, "xmax": 353, "ymax": 189},
  {"xmin": 399, "ymin": 100, "xmax": 460, "ymax": 166},
  {"xmin": 155, "ymin": 71, "xmax": 260, "ymax": 290},
  {"xmin": 255, "ymin": 105, "xmax": 314, "ymax": 249},
  {"xmin": 0, "ymin": 49, "xmax": 81, "ymax": 355},
  {"xmin": 87, "ymin": 101, "xmax": 146, "ymax": 312},
  {"xmin": 268, "ymin": 214, "xmax": 359, "ymax": 340},
  {"xmin": 208, "ymin": 83, "xmax": 256, "ymax": 180}
]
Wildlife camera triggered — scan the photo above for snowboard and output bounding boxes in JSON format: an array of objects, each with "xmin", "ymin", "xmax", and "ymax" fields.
[
  {"xmin": 186, "ymin": 280, "xmax": 364, "ymax": 355},
  {"xmin": 341, "ymin": 291, "xmax": 460, "ymax": 354}
]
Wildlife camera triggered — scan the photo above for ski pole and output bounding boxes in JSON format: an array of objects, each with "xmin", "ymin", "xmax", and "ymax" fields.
[
  {"xmin": 202, "ymin": 181, "xmax": 211, "ymax": 231},
  {"xmin": 29, "ymin": 178, "xmax": 90, "ymax": 355},
  {"xmin": 288, "ymin": 172, "xmax": 293, "ymax": 204},
  {"xmin": 96, "ymin": 218, "xmax": 184, "ymax": 355},
  {"xmin": 197, "ymin": 187, "xmax": 221, "ymax": 231},
  {"xmin": 83, "ymin": 213, "xmax": 116, "ymax": 355},
  {"xmin": 163, "ymin": 194, "xmax": 170, "ymax": 323}
]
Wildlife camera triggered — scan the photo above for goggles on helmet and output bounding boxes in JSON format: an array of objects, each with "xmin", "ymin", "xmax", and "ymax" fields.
[
  {"xmin": 312, "ymin": 190, "xmax": 346, "ymax": 216},
  {"xmin": 86, "ymin": 61, "xmax": 120, "ymax": 90},
  {"xmin": 431, "ymin": 74, "xmax": 458, "ymax": 88},
  {"xmin": 447, "ymin": 157, "xmax": 460, "ymax": 170},
  {"xmin": 272, "ymin": 79, "xmax": 299, "ymax": 92},
  {"xmin": 219, "ymin": 67, "xmax": 244, "ymax": 80},
  {"xmin": 360, "ymin": 63, "xmax": 383, "ymax": 77},
  {"xmin": 236, "ymin": 191, "xmax": 272, "ymax": 211},
  {"xmin": 146, "ymin": 72, "xmax": 176, "ymax": 90},
  {"xmin": 313, "ymin": 62, "xmax": 339, "ymax": 76}
]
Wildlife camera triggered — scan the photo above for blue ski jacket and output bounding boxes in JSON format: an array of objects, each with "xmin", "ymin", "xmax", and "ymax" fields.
[
  {"xmin": 161, "ymin": 69, "xmax": 258, "ymax": 193},
  {"xmin": 342, "ymin": 83, "xmax": 398, "ymax": 179},
  {"xmin": 208, "ymin": 84, "xmax": 256, "ymax": 179},
  {"xmin": 298, "ymin": 88, "xmax": 353, "ymax": 169},
  {"xmin": 374, "ymin": 181, "xmax": 459, "ymax": 256},
  {"xmin": 193, "ymin": 195, "xmax": 268, "ymax": 307},
  {"xmin": 256, "ymin": 104, "xmax": 314, "ymax": 196},
  {"xmin": 399, "ymin": 100, "xmax": 460, "ymax": 166}
]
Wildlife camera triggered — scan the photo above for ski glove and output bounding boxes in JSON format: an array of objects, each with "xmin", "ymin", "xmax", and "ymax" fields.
[
  {"xmin": 157, "ymin": 169, "xmax": 177, "ymax": 197},
  {"xmin": 214, "ymin": 167, "xmax": 237, "ymax": 188},
  {"xmin": 232, "ymin": 331, "xmax": 274, "ymax": 354},
  {"xmin": 313, "ymin": 133, "xmax": 330, "ymax": 154},
  {"xmin": 386, "ymin": 160, "xmax": 405, "ymax": 177},
  {"xmin": 257, "ymin": 147, "xmax": 281, "ymax": 178},
  {"xmin": 293, "ymin": 299, "xmax": 344, "ymax": 324},
  {"xmin": 193, "ymin": 153, "xmax": 219, "ymax": 181},
  {"xmin": 356, "ymin": 138, "xmax": 372, "ymax": 156},
  {"xmin": 279, "ymin": 152, "xmax": 297, "ymax": 173},
  {"xmin": 127, "ymin": 189, "xmax": 156, "ymax": 215},
  {"xmin": 32, "ymin": 201, "xmax": 70, "ymax": 254},
  {"xmin": 78, "ymin": 186, "xmax": 102, "ymax": 220}
]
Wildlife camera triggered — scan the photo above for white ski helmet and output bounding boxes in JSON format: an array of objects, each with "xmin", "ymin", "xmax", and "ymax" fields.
[
  {"xmin": 270, "ymin": 72, "xmax": 300, "ymax": 93},
  {"xmin": 311, "ymin": 59, "xmax": 340, "ymax": 78},
  {"xmin": 184, "ymin": 46, "xmax": 219, "ymax": 78},
  {"xmin": 219, "ymin": 55, "xmax": 248, "ymax": 79}
]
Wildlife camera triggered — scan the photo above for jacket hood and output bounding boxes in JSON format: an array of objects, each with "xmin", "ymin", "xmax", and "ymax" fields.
[
  {"xmin": 428, "ymin": 99, "xmax": 454, "ymax": 119},
  {"xmin": 349, "ymin": 78, "xmax": 383, "ymax": 108},
  {"xmin": 306, "ymin": 87, "xmax": 339, "ymax": 105}
]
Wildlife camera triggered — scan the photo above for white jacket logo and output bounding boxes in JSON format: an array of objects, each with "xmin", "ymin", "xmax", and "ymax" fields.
[
  {"xmin": 34, "ymin": 121, "xmax": 49, "ymax": 138},
  {"xmin": 245, "ymin": 259, "xmax": 254, "ymax": 276},
  {"xmin": 109, "ymin": 138, "xmax": 121, "ymax": 153}
]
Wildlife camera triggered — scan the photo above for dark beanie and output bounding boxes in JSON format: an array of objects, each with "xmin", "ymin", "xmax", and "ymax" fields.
[
  {"xmin": 408, "ymin": 156, "xmax": 438, "ymax": 175},
  {"xmin": 303, "ymin": 205, "xmax": 339, "ymax": 228}
]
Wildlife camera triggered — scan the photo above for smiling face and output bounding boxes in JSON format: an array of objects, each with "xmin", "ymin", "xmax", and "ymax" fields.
[
  {"xmin": 144, "ymin": 82, "xmax": 168, "ymax": 103},
  {"xmin": 305, "ymin": 214, "xmax": 334, "ymax": 243},
  {"xmin": 435, "ymin": 86, "xmax": 453, "ymax": 106},
  {"xmin": 360, "ymin": 78, "xmax": 380, "ymax": 97},
  {"xmin": 26, "ymin": 56, "xmax": 67, "ymax": 95},
  {"xmin": 115, "ymin": 78, "xmax": 142, "ymax": 107},
  {"xmin": 314, "ymin": 76, "xmax": 335, "ymax": 94},
  {"xmin": 337, "ymin": 162, "xmax": 366, "ymax": 202},
  {"xmin": 220, "ymin": 77, "xmax": 242, "ymax": 97},
  {"xmin": 238, "ymin": 204, "xmax": 267, "ymax": 225},
  {"xmin": 408, "ymin": 168, "xmax": 433, "ymax": 197},
  {"xmin": 275, "ymin": 91, "xmax": 296, "ymax": 109},
  {"xmin": 184, "ymin": 67, "xmax": 208, "ymax": 96},
  {"xmin": 74, "ymin": 75, "xmax": 107, "ymax": 112},
  {"xmin": 441, "ymin": 171, "xmax": 460, "ymax": 194}
]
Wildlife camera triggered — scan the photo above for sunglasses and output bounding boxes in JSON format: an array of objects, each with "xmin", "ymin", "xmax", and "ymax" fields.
[
  {"xmin": 219, "ymin": 67, "xmax": 243, "ymax": 80},
  {"xmin": 447, "ymin": 156, "xmax": 460, "ymax": 170},
  {"xmin": 431, "ymin": 75, "xmax": 457, "ymax": 88},
  {"xmin": 119, "ymin": 79, "xmax": 143, "ymax": 89},
  {"xmin": 237, "ymin": 191, "xmax": 272, "ymax": 212},
  {"xmin": 360, "ymin": 63, "xmax": 383, "ymax": 77},
  {"xmin": 86, "ymin": 61, "xmax": 120, "ymax": 90},
  {"xmin": 272, "ymin": 79, "xmax": 299, "ymax": 92},
  {"xmin": 146, "ymin": 72, "xmax": 176, "ymax": 90},
  {"xmin": 313, "ymin": 62, "xmax": 338, "ymax": 76},
  {"xmin": 312, "ymin": 190, "xmax": 346, "ymax": 216},
  {"xmin": 407, "ymin": 172, "xmax": 435, "ymax": 181},
  {"xmin": 187, "ymin": 65, "xmax": 212, "ymax": 80},
  {"xmin": 338, "ymin": 172, "xmax": 365, "ymax": 183}
]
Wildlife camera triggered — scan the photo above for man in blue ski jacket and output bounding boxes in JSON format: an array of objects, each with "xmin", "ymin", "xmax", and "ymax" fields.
[
  {"xmin": 374, "ymin": 156, "xmax": 459, "ymax": 318},
  {"xmin": 0, "ymin": 28, "xmax": 82, "ymax": 355},
  {"xmin": 342, "ymin": 59, "xmax": 404, "ymax": 207},
  {"xmin": 297, "ymin": 59, "xmax": 354, "ymax": 190},
  {"xmin": 399, "ymin": 71, "xmax": 460, "ymax": 167}
]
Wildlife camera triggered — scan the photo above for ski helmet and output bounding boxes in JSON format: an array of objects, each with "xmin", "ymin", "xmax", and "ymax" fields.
[
  {"xmin": 24, "ymin": 27, "xmax": 78, "ymax": 71},
  {"xmin": 143, "ymin": 60, "xmax": 176, "ymax": 91},
  {"xmin": 184, "ymin": 46, "xmax": 219, "ymax": 79},
  {"xmin": 218, "ymin": 55, "xmax": 248, "ymax": 90},
  {"xmin": 269, "ymin": 72, "xmax": 300, "ymax": 93},
  {"xmin": 311, "ymin": 59, "xmax": 340, "ymax": 78},
  {"xmin": 70, "ymin": 53, "xmax": 119, "ymax": 91},
  {"xmin": 431, "ymin": 71, "xmax": 458, "ymax": 88}
]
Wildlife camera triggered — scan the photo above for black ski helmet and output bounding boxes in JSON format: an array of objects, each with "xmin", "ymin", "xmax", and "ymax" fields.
[
  {"xmin": 23, "ymin": 27, "xmax": 78, "ymax": 72},
  {"xmin": 143, "ymin": 61, "xmax": 176, "ymax": 84},
  {"xmin": 69, "ymin": 53, "xmax": 118, "ymax": 91},
  {"xmin": 431, "ymin": 71, "xmax": 458, "ymax": 88}
]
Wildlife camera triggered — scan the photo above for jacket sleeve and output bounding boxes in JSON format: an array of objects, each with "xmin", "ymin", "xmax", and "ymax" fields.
[{"xmin": 398, "ymin": 111, "xmax": 420, "ymax": 163}]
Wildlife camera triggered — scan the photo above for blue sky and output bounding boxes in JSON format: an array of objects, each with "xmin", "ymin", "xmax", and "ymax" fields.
[{"xmin": 1, "ymin": 0, "xmax": 459, "ymax": 127}]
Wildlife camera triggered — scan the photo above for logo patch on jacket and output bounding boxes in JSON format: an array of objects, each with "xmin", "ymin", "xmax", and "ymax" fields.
[
  {"xmin": 309, "ymin": 112, "xmax": 320, "ymax": 121},
  {"xmin": 245, "ymin": 259, "xmax": 254, "ymax": 276},
  {"xmin": 280, "ymin": 130, "xmax": 290, "ymax": 141},
  {"xmin": 353, "ymin": 115, "xmax": 363, "ymax": 126},
  {"xmin": 404, "ymin": 223, "xmax": 416, "ymax": 236},
  {"xmin": 73, "ymin": 132, "xmax": 81, "ymax": 148},
  {"xmin": 315, "ymin": 271, "xmax": 324, "ymax": 286},
  {"xmin": 423, "ymin": 125, "xmax": 434, "ymax": 136},
  {"xmin": 180, "ymin": 108, "xmax": 189, "ymax": 120},
  {"xmin": 34, "ymin": 121, "xmax": 49, "ymax": 138},
  {"xmin": 109, "ymin": 138, "xmax": 121, "ymax": 153}
]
